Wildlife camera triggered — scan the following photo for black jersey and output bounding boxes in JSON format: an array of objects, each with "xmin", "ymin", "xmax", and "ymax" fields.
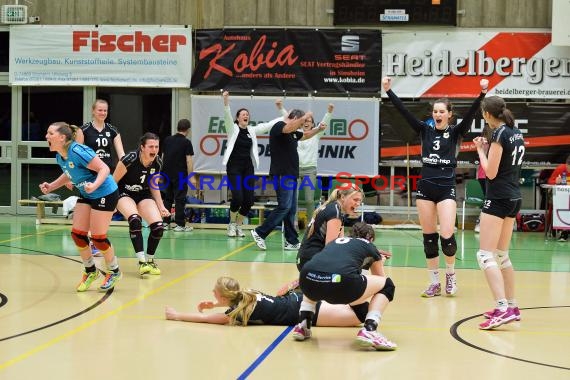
[
  {"xmin": 226, "ymin": 291, "xmax": 302, "ymax": 326},
  {"xmin": 297, "ymin": 202, "xmax": 343, "ymax": 266},
  {"xmin": 485, "ymin": 125, "xmax": 524, "ymax": 200},
  {"xmin": 386, "ymin": 90, "xmax": 485, "ymax": 184},
  {"xmin": 118, "ymin": 150, "xmax": 162, "ymax": 195},
  {"xmin": 303, "ymin": 237, "xmax": 381, "ymax": 276},
  {"xmin": 81, "ymin": 122, "xmax": 120, "ymax": 168},
  {"xmin": 269, "ymin": 121, "xmax": 303, "ymax": 177}
]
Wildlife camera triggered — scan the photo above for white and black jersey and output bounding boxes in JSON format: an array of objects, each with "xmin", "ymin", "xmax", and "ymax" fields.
[
  {"xmin": 81, "ymin": 122, "xmax": 120, "ymax": 169},
  {"xmin": 297, "ymin": 202, "xmax": 343, "ymax": 270},
  {"xmin": 486, "ymin": 125, "xmax": 525, "ymax": 200},
  {"xmin": 386, "ymin": 90, "xmax": 485, "ymax": 185},
  {"xmin": 118, "ymin": 150, "xmax": 162, "ymax": 197}
]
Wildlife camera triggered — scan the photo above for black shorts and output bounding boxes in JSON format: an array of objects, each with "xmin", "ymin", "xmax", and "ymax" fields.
[
  {"xmin": 416, "ymin": 181, "xmax": 456, "ymax": 203},
  {"xmin": 482, "ymin": 198, "xmax": 522, "ymax": 219},
  {"xmin": 299, "ymin": 270, "xmax": 367, "ymax": 304},
  {"xmin": 77, "ymin": 189, "xmax": 119, "ymax": 212},
  {"xmin": 119, "ymin": 191, "xmax": 152, "ymax": 204}
]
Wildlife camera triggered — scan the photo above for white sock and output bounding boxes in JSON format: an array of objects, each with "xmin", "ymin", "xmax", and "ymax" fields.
[
  {"xmin": 136, "ymin": 251, "xmax": 146, "ymax": 262},
  {"xmin": 496, "ymin": 298, "xmax": 508, "ymax": 312},
  {"xmin": 445, "ymin": 263, "xmax": 455, "ymax": 274},
  {"xmin": 429, "ymin": 269, "xmax": 440, "ymax": 284}
]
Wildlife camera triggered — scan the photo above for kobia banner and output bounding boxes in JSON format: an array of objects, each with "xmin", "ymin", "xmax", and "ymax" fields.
[
  {"xmin": 190, "ymin": 29, "xmax": 381, "ymax": 93},
  {"xmin": 191, "ymin": 95, "xmax": 379, "ymax": 176}
]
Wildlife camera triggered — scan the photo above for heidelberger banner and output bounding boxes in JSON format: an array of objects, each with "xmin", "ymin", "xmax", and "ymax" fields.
[
  {"xmin": 192, "ymin": 95, "xmax": 379, "ymax": 176},
  {"xmin": 9, "ymin": 25, "xmax": 192, "ymax": 87},
  {"xmin": 383, "ymin": 31, "xmax": 570, "ymax": 99},
  {"xmin": 381, "ymin": 101, "xmax": 570, "ymax": 166},
  {"xmin": 191, "ymin": 29, "xmax": 381, "ymax": 93}
]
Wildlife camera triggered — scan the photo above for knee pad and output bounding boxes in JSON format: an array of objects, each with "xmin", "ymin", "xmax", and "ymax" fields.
[
  {"xmin": 350, "ymin": 302, "xmax": 369, "ymax": 323},
  {"xmin": 423, "ymin": 233, "xmax": 439, "ymax": 259},
  {"xmin": 495, "ymin": 249, "xmax": 512, "ymax": 269},
  {"xmin": 379, "ymin": 277, "xmax": 395, "ymax": 302},
  {"xmin": 128, "ymin": 214, "xmax": 143, "ymax": 236},
  {"xmin": 149, "ymin": 221, "xmax": 165, "ymax": 239},
  {"xmin": 71, "ymin": 229, "xmax": 90, "ymax": 248},
  {"xmin": 440, "ymin": 234, "xmax": 457, "ymax": 257},
  {"xmin": 91, "ymin": 234, "xmax": 111, "ymax": 252},
  {"xmin": 476, "ymin": 249, "xmax": 497, "ymax": 270}
]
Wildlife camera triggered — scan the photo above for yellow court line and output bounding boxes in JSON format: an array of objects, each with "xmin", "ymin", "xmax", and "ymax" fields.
[
  {"xmin": 0, "ymin": 239, "xmax": 257, "ymax": 371},
  {"xmin": 0, "ymin": 227, "xmax": 69, "ymax": 244}
]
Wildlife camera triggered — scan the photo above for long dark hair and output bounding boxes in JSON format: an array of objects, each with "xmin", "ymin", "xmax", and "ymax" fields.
[{"xmin": 481, "ymin": 96, "xmax": 515, "ymax": 128}]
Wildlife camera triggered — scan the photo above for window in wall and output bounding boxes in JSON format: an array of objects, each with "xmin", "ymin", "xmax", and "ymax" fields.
[
  {"xmin": 0, "ymin": 85, "xmax": 10, "ymax": 141},
  {"xmin": 0, "ymin": 31, "xmax": 8, "ymax": 72},
  {"xmin": 22, "ymin": 87, "xmax": 83, "ymax": 149},
  {"xmin": 20, "ymin": 163, "xmax": 77, "ymax": 201},
  {"xmin": 96, "ymin": 87, "xmax": 171, "ymax": 153}
]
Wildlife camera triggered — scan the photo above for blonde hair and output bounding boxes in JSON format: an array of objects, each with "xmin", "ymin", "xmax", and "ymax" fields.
[
  {"xmin": 51, "ymin": 121, "xmax": 80, "ymax": 151},
  {"xmin": 215, "ymin": 276, "xmax": 260, "ymax": 326},
  {"xmin": 307, "ymin": 183, "xmax": 362, "ymax": 238}
]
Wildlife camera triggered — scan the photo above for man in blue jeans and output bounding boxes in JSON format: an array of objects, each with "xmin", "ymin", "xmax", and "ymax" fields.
[{"xmin": 251, "ymin": 109, "xmax": 318, "ymax": 250}]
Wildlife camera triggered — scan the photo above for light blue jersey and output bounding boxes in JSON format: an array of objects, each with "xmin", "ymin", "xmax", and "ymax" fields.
[{"xmin": 56, "ymin": 141, "xmax": 118, "ymax": 199}]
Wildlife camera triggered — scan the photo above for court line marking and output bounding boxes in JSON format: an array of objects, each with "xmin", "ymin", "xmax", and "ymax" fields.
[
  {"xmin": 0, "ymin": 238, "xmax": 260, "ymax": 371},
  {"xmin": 237, "ymin": 326, "xmax": 293, "ymax": 380},
  {"xmin": 450, "ymin": 306, "xmax": 570, "ymax": 371}
]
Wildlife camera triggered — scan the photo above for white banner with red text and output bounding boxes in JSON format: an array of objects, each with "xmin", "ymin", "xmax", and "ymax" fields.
[
  {"xmin": 9, "ymin": 25, "xmax": 192, "ymax": 87},
  {"xmin": 191, "ymin": 95, "xmax": 379, "ymax": 176},
  {"xmin": 553, "ymin": 186, "xmax": 570, "ymax": 230},
  {"xmin": 382, "ymin": 30, "xmax": 570, "ymax": 99}
]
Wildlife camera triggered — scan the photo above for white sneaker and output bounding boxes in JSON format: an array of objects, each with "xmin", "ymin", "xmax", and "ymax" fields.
[
  {"xmin": 250, "ymin": 229, "xmax": 266, "ymax": 250},
  {"xmin": 284, "ymin": 241, "xmax": 301, "ymax": 250},
  {"xmin": 173, "ymin": 225, "xmax": 193, "ymax": 232},
  {"xmin": 227, "ymin": 223, "xmax": 237, "ymax": 237},
  {"xmin": 236, "ymin": 225, "xmax": 246, "ymax": 237}
]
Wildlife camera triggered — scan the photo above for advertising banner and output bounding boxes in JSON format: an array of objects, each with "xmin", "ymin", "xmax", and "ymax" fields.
[
  {"xmin": 383, "ymin": 31, "xmax": 570, "ymax": 99},
  {"xmin": 553, "ymin": 186, "xmax": 570, "ymax": 230},
  {"xmin": 380, "ymin": 101, "xmax": 570, "ymax": 166},
  {"xmin": 191, "ymin": 95, "xmax": 379, "ymax": 176},
  {"xmin": 191, "ymin": 29, "xmax": 381, "ymax": 93},
  {"xmin": 9, "ymin": 25, "xmax": 192, "ymax": 87}
]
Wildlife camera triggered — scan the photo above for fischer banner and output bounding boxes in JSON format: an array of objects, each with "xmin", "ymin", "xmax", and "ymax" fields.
[
  {"xmin": 381, "ymin": 101, "xmax": 570, "ymax": 165},
  {"xmin": 382, "ymin": 31, "xmax": 570, "ymax": 99},
  {"xmin": 191, "ymin": 95, "xmax": 380, "ymax": 176},
  {"xmin": 191, "ymin": 29, "xmax": 381, "ymax": 93},
  {"xmin": 9, "ymin": 25, "xmax": 192, "ymax": 87}
]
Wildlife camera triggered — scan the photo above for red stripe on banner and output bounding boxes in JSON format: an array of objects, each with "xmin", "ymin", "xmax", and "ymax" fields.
[
  {"xmin": 422, "ymin": 33, "xmax": 551, "ymax": 98},
  {"xmin": 383, "ymin": 135, "xmax": 570, "ymax": 158},
  {"xmin": 382, "ymin": 145, "xmax": 422, "ymax": 157}
]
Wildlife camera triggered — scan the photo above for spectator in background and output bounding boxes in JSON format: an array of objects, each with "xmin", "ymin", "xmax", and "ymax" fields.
[
  {"xmin": 162, "ymin": 119, "xmax": 195, "ymax": 232},
  {"xmin": 221, "ymin": 91, "xmax": 285, "ymax": 238},
  {"xmin": 250, "ymin": 109, "xmax": 315, "ymax": 251},
  {"xmin": 547, "ymin": 154, "xmax": 570, "ymax": 241},
  {"xmin": 76, "ymin": 99, "xmax": 125, "ymax": 171},
  {"xmin": 277, "ymin": 101, "xmax": 331, "ymax": 225}
]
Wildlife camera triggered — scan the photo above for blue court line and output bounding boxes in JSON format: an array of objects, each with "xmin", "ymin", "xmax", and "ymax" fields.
[{"xmin": 237, "ymin": 326, "xmax": 294, "ymax": 379}]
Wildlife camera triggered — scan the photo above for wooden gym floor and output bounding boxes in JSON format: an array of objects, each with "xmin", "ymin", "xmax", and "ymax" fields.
[{"xmin": 0, "ymin": 216, "xmax": 569, "ymax": 379}]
